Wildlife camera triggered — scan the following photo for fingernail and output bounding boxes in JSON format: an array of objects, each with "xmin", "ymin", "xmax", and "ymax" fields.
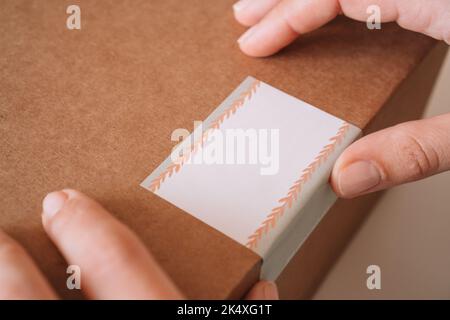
[
  {"xmin": 42, "ymin": 191, "xmax": 68, "ymax": 219},
  {"xmin": 337, "ymin": 161, "xmax": 381, "ymax": 197},
  {"xmin": 238, "ymin": 24, "xmax": 259, "ymax": 44},
  {"xmin": 263, "ymin": 281, "xmax": 279, "ymax": 300},
  {"xmin": 233, "ymin": 0, "xmax": 251, "ymax": 12}
]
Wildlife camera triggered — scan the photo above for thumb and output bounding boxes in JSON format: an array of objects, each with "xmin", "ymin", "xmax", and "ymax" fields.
[{"xmin": 331, "ymin": 113, "xmax": 450, "ymax": 198}]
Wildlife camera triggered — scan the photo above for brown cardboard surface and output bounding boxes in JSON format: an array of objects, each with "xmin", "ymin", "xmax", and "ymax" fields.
[{"xmin": 0, "ymin": 0, "xmax": 441, "ymax": 299}]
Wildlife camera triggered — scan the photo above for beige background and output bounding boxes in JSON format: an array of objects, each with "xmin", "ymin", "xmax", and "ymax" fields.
[{"xmin": 314, "ymin": 49, "xmax": 450, "ymax": 299}]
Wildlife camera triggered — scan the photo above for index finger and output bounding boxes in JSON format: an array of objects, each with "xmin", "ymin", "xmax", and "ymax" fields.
[
  {"xmin": 237, "ymin": 0, "xmax": 341, "ymax": 57},
  {"xmin": 236, "ymin": 0, "xmax": 450, "ymax": 57},
  {"xmin": 41, "ymin": 189, "xmax": 183, "ymax": 299}
]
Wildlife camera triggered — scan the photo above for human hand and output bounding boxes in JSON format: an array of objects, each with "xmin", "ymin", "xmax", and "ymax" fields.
[
  {"xmin": 233, "ymin": 0, "xmax": 450, "ymax": 57},
  {"xmin": 233, "ymin": 0, "xmax": 450, "ymax": 198},
  {"xmin": 0, "ymin": 189, "xmax": 278, "ymax": 299}
]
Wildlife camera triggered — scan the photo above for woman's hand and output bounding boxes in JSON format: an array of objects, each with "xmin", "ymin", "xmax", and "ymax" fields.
[
  {"xmin": 233, "ymin": 0, "xmax": 450, "ymax": 198},
  {"xmin": 0, "ymin": 189, "xmax": 279, "ymax": 299},
  {"xmin": 233, "ymin": 0, "xmax": 450, "ymax": 57}
]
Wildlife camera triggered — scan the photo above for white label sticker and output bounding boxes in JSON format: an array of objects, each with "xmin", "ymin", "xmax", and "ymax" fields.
[{"xmin": 141, "ymin": 77, "xmax": 361, "ymax": 279}]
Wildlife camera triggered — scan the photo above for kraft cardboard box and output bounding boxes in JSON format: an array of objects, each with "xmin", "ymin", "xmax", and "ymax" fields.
[{"xmin": 0, "ymin": 0, "xmax": 447, "ymax": 299}]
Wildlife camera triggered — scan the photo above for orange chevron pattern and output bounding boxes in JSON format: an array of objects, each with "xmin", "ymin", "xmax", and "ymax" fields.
[
  {"xmin": 149, "ymin": 79, "xmax": 261, "ymax": 192},
  {"xmin": 209, "ymin": 80, "xmax": 261, "ymax": 130},
  {"xmin": 245, "ymin": 122, "xmax": 350, "ymax": 250}
]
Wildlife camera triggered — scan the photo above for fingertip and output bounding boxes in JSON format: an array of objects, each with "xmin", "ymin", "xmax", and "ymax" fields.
[
  {"xmin": 237, "ymin": 25, "xmax": 267, "ymax": 57},
  {"xmin": 330, "ymin": 155, "xmax": 347, "ymax": 198},
  {"xmin": 61, "ymin": 188, "xmax": 84, "ymax": 198},
  {"xmin": 330, "ymin": 171, "xmax": 343, "ymax": 198},
  {"xmin": 245, "ymin": 280, "xmax": 279, "ymax": 300},
  {"xmin": 262, "ymin": 281, "xmax": 279, "ymax": 299},
  {"xmin": 41, "ymin": 189, "xmax": 91, "ymax": 230},
  {"xmin": 42, "ymin": 191, "xmax": 69, "ymax": 222},
  {"xmin": 233, "ymin": 7, "xmax": 261, "ymax": 27},
  {"xmin": 232, "ymin": 0, "xmax": 249, "ymax": 13},
  {"xmin": 331, "ymin": 136, "xmax": 388, "ymax": 198},
  {"xmin": 237, "ymin": 16, "xmax": 298, "ymax": 57},
  {"xmin": 233, "ymin": 0, "xmax": 282, "ymax": 27},
  {"xmin": 238, "ymin": 39, "xmax": 272, "ymax": 58}
]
